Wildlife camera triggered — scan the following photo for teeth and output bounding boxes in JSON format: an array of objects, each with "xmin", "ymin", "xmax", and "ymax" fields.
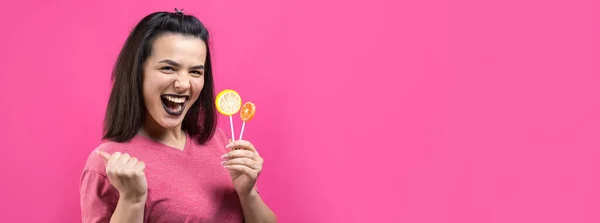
[{"xmin": 164, "ymin": 95, "xmax": 186, "ymax": 103}]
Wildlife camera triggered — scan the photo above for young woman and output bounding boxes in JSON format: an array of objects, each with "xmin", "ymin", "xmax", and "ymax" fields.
[{"xmin": 80, "ymin": 9, "xmax": 277, "ymax": 223}]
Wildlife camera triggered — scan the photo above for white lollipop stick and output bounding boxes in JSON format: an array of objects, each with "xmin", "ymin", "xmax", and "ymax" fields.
[
  {"xmin": 239, "ymin": 121, "xmax": 246, "ymax": 140},
  {"xmin": 229, "ymin": 115, "xmax": 235, "ymax": 142}
]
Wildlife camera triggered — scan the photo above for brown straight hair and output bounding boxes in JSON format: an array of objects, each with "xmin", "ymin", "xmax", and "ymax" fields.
[{"xmin": 103, "ymin": 11, "xmax": 217, "ymax": 145}]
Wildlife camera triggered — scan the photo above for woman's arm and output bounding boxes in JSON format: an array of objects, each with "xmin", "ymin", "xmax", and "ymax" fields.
[
  {"xmin": 97, "ymin": 151, "xmax": 149, "ymax": 223},
  {"xmin": 109, "ymin": 197, "xmax": 146, "ymax": 223},
  {"xmin": 222, "ymin": 140, "xmax": 277, "ymax": 223},
  {"xmin": 239, "ymin": 189, "xmax": 277, "ymax": 223}
]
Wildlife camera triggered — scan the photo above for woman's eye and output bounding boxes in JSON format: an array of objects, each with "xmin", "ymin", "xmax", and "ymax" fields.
[
  {"xmin": 190, "ymin": 71, "xmax": 203, "ymax": 76},
  {"xmin": 160, "ymin": 67, "xmax": 175, "ymax": 71}
]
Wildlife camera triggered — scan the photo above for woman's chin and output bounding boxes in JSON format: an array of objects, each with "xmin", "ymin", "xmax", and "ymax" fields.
[
  {"xmin": 157, "ymin": 116, "xmax": 184, "ymax": 129},
  {"xmin": 146, "ymin": 109, "xmax": 187, "ymax": 130}
]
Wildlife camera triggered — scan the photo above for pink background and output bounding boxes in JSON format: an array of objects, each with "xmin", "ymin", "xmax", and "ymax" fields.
[{"xmin": 0, "ymin": 0, "xmax": 599, "ymax": 222}]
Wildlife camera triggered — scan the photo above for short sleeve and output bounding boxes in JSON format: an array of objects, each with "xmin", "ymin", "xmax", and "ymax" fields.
[{"xmin": 80, "ymin": 170, "xmax": 119, "ymax": 223}]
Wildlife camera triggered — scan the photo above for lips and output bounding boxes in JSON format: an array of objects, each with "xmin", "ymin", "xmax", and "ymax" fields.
[{"xmin": 160, "ymin": 94, "xmax": 189, "ymax": 116}]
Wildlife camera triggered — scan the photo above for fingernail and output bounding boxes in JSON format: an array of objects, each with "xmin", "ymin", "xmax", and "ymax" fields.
[
  {"xmin": 94, "ymin": 150, "xmax": 100, "ymax": 154},
  {"xmin": 220, "ymin": 161, "xmax": 226, "ymax": 165},
  {"xmin": 223, "ymin": 165, "xmax": 230, "ymax": 169},
  {"xmin": 221, "ymin": 154, "xmax": 228, "ymax": 159},
  {"xmin": 226, "ymin": 144, "xmax": 232, "ymax": 149}
]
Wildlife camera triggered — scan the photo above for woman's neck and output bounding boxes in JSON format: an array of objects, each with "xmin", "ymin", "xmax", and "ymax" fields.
[{"xmin": 139, "ymin": 116, "xmax": 186, "ymax": 151}]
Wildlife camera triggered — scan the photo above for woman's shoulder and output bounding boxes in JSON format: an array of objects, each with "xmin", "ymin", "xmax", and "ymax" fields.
[{"xmin": 213, "ymin": 127, "xmax": 230, "ymax": 143}]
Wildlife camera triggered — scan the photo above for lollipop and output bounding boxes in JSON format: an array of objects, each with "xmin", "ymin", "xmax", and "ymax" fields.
[
  {"xmin": 215, "ymin": 89, "xmax": 242, "ymax": 142},
  {"xmin": 238, "ymin": 102, "xmax": 256, "ymax": 140}
]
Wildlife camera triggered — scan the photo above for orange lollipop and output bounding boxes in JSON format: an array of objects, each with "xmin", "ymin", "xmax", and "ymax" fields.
[
  {"xmin": 240, "ymin": 102, "xmax": 256, "ymax": 122},
  {"xmin": 239, "ymin": 102, "xmax": 256, "ymax": 140}
]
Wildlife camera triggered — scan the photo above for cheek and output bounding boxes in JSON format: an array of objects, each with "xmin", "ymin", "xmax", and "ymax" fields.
[
  {"xmin": 191, "ymin": 77, "xmax": 205, "ymax": 98},
  {"xmin": 142, "ymin": 72, "xmax": 170, "ymax": 102},
  {"xmin": 142, "ymin": 78, "xmax": 153, "ymax": 102}
]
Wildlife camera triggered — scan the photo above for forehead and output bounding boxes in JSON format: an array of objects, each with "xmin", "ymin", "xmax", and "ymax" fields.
[{"xmin": 149, "ymin": 33, "xmax": 207, "ymax": 64}]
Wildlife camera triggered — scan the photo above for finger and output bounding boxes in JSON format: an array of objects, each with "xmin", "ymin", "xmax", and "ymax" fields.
[
  {"xmin": 134, "ymin": 161, "xmax": 146, "ymax": 171},
  {"xmin": 224, "ymin": 164, "xmax": 258, "ymax": 177},
  {"xmin": 96, "ymin": 150, "xmax": 111, "ymax": 162},
  {"xmin": 222, "ymin": 149, "xmax": 255, "ymax": 160},
  {"xmin": 222, "ymin": 158, "xmax": 260, "ymax": 170},
  {"xmin": 107, "ymin": 152, "xmax": 122, "ymax": 166},
  {"xmin": 126, "ymin": 157, "xmax": 138, "ymax": 166},
  {"xmin": 117, "ymin": 153, "xmax": 131, "ymax": 165},
  {"xmin": 226, "ymin": 140, "xmax": 257, "ymax": 153}
]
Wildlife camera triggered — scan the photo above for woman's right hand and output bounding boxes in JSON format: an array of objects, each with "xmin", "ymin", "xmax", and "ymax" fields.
[{"xmin": 97, "ymin": 151, "xmax": 148, "ymax": 203}]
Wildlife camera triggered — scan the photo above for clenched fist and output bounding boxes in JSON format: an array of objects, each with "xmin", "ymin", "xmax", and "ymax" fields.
[{"xmin": 97, "ymin": 150, "xmax": 148, "ymax": 203}]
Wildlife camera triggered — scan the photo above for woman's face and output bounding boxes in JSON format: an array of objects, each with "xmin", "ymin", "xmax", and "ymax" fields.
[{"xmin": 142, "ymin": 33, "xmax": 207, "ymax": 130}]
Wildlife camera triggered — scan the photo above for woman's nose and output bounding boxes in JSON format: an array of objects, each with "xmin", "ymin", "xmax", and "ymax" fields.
[{"xmin": 174, "ymin": 73, "xmax": 191, "ymax": 90}]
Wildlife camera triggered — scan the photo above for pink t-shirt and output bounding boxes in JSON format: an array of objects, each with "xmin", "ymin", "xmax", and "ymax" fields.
[{"xmin": 79, "ymin": 128, "xmax": 243, "ymax": 223}]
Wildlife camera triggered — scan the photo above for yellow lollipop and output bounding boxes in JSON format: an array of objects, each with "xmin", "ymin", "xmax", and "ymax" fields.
[
  {"xmin": 216, "ymin": 89, "xmax": 242, "ymax": 115},
  {"xmin": 215, "ymin": 89, "xmax": 242, "ymax": 141}
]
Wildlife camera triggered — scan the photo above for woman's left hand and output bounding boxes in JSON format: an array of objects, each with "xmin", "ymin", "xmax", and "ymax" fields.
[{"xmin": 221, "ymin": 140, "xmax": 263, "ymax": 197}]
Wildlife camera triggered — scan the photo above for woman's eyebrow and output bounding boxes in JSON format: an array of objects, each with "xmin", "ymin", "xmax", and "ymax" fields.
[
  {"xmin": 158, "ymin": 59, "xmax": 204, "ymax": 70},
  {"xmin": 190, "ymin": 65, "xmax": 205, "ymax": 70},
  {"xmin": 158, "ymin": 59, "xmax": 179, "ymax": 67}
]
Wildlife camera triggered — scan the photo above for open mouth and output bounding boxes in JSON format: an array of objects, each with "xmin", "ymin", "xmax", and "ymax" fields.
[{"xmin": 161, "ymin": 94, "xmax": 189, "ymax": 116}]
